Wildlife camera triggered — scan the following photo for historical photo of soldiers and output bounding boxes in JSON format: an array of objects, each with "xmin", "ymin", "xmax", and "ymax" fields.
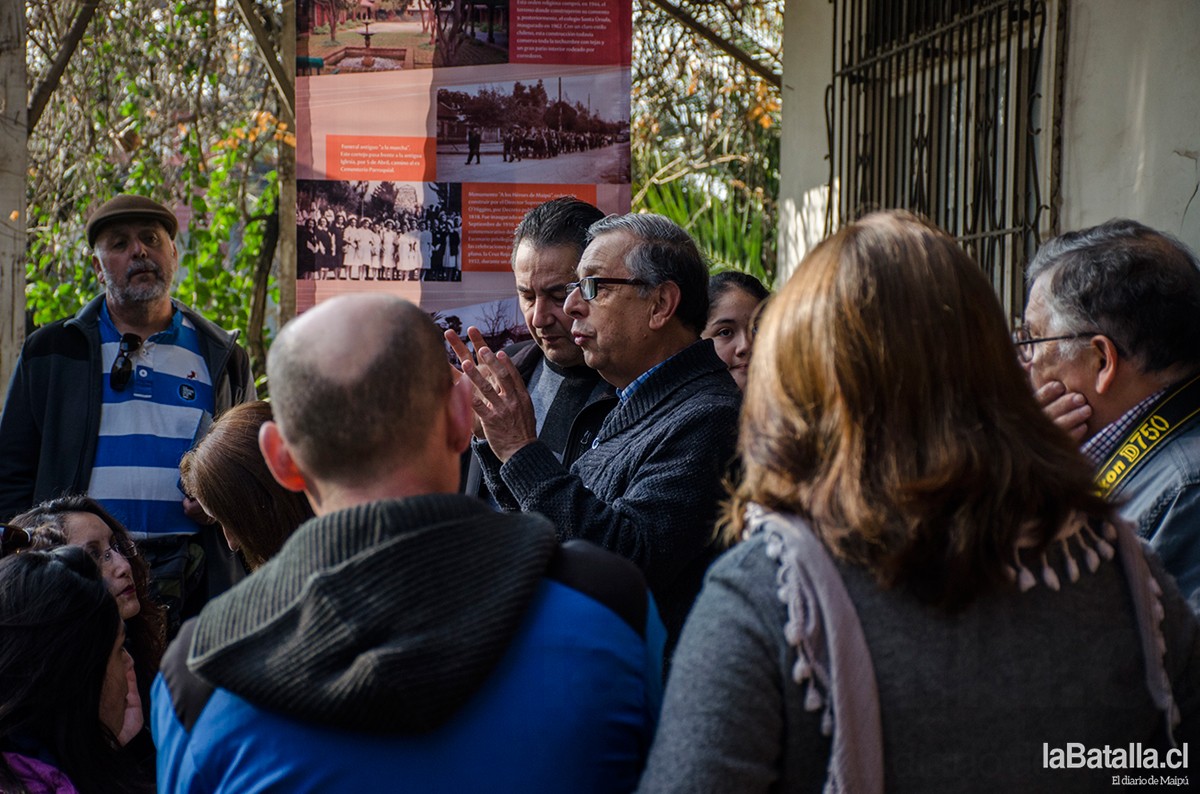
[
  {"xmin": 297, "ymin": 180, "xmax": 463, "ymax": 282},
  {"xmin": 435, "ymin": 70, "xmax": 631, "ymax": 184}
]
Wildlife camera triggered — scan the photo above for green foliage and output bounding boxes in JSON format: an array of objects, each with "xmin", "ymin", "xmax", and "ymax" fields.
[
  {"xmin": 25, "ymin": 0, "xmax": 288, "ymax": 381},
  {"xmin": 632, "ymin": 0, "xmax": 782, "ymax": 285},
  {"xmin": 637, "ymin": 154, "xmax": 768, "ymax": 284},
  {"xmin": 177, "ymin": 153, "xmax": 280, "ymax": 356}
]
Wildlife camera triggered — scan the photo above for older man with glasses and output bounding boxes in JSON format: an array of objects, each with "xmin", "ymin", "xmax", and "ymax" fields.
[
  {"xmin": 456, "ymin": 212, "xmax": 742, "ymax": 654},
  {"xmin": 1019, "ymin": 218, "xmax": 1200, "ymax": 606},
  {"xmin": 448, "ymin": 197, "xmax": 616, "ymax": 505},
  {"xmin": 0, "ymin": 194, "xmax": 254, "ymax": 633}
]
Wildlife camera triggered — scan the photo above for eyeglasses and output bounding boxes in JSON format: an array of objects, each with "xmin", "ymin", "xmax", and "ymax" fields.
[
  {"xmin": 565, "ymin": 276, "xmax": 648, "ymax": 302},
  {"xmin": 1012, "ymin": 325, "xmax": 1101, "ymax": 364},
  {"xmin": 110, "ymin": 333, "xmax": 143, "ymax": 391},
  {"xmin": 0, "ymin": 524, "xmax": 32, "ymax": 558},
  {"xmin": 85, "ymin": 539, "xmax": 138, "ymax": 567}
]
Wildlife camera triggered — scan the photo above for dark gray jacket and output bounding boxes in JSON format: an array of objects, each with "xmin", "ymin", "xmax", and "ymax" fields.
[
  {"xmin": 0, "ymin": 294, "xmax": 254, "ymax": 520},
  {"xmin": 640, "ymin": 531, "xmax": 1200, "ymax": 793}
]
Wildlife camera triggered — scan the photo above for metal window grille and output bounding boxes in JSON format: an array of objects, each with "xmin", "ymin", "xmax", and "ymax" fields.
[{"xmin": 825, "ymin": 0, "xmax": 1062, "ymax": 316}]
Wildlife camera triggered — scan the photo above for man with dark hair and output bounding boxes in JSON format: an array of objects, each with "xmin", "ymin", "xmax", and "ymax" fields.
[
  {"xmin": 456, "ymin": 212, "xmax": 741, "ymax": 649},
  {"xmin": 453, "ymin": 197, "xmax": 615, "ymax": 500},
  {"xmin": 1020, "ymin": 218, "xmax": 1200, "ymax": 602},
  {"xmin": 0, "ymin": 193, "xmax": 254, "ymax": 630},
  {"xmin": 153, "ymin": 293, "xmax": 663, "ymax": 792}
]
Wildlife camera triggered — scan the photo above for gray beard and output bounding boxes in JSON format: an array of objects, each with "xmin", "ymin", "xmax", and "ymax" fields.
[
  {"xmin": 103, "ymin": 260, "xmax": 172, "ymax": 321},
  {"xmin": 110, "ymin": 277, "xmax": 169, "ymax": 305}
]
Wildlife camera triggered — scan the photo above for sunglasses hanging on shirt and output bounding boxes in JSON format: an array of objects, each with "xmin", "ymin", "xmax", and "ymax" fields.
[{"xmin": 110, "ymin": 333, "xmax": 143, "ymax": 391}]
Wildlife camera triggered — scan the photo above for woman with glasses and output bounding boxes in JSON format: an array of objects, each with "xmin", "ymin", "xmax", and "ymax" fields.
[
  {"xmin": 637, "ymin": 211, "xmax": 1200, "ymax": 793},
  {"xmin": 10, "ymin": 497, "xmax": 166, "ymax": 724},
  {"xmin": 0, "ymin": 546, "xmax": 153, "ymax": 793}
]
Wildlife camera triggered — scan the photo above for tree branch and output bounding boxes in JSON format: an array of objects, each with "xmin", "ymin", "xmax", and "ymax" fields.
[
  {"xmin": 644, "ymin": 0, "xmax": 781, "ymax": 89},
  {"xmin": 27, "ymin": 0, "xmax": 102, "ymax": 135},
  {"xmin": 233, "ymin": 0, "xmax": 294, "ymax": 123}
]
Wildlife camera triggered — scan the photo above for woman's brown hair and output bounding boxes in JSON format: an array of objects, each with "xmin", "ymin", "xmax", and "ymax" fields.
[
  {"xmin": 180, "ymin": 401, "xmax": 314, "ymax": 570},
  {"xmin": 727, "ymin": 210, "xmax": 1113, "ymax": 609}
]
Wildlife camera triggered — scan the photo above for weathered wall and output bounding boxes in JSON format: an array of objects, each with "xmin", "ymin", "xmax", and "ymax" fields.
[{"xmin": 1058, "ymin": 0, "xmax": 1200, "ymax": 249}]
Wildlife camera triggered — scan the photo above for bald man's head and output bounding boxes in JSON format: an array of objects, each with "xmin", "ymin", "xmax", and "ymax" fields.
[{"xmin": 267, "ymin": 294, "xmax": 453, "ymax": 486}]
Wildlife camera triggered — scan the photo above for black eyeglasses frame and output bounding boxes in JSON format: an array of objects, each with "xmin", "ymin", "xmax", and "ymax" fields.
[
  {"xmin": 565, "ymin": 276, "xmax": 648, "ymax": 302},
  {"xmin": 1011, "ymin": 326, "xmax": 1102, "ymax": 364}
]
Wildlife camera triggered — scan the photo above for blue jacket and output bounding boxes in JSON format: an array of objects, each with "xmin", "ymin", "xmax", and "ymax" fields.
[
  {"xmin": 153, "ymin": 496, "xmax": 664, "ymax": 793},
  {"xmin": 1114, "ymin": 416, "xmax": 1200, "ymax": 607}
]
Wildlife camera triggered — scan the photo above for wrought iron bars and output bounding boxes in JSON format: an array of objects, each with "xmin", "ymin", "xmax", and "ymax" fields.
[{"xmin": 825, "ymin": 0, "xmax": 1054, "ymax": 317}]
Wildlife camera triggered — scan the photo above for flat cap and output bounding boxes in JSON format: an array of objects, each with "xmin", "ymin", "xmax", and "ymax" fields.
[{"xmin": 86, "ymin": 194, "xmax": 179, "ymax": 247}]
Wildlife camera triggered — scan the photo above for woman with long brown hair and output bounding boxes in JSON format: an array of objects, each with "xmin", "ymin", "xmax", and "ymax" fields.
[
  {"xmin": 638, "ymin": 211, "xmax": 1200, "ymax": 792},
  {"xmin": 180, "ymin": 400, "xmax": 313, "ymax": 571}
]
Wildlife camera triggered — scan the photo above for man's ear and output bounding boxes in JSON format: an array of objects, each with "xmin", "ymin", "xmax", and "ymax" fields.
[
  {"xmin": 445, "ymin": 375, "xmax": 474, "ymax": 454},
  {"xmin": 647, "ymin": 281, "xmax": 682, "ymax": 330},
  {"xmin": 258, "ymin": 421, "xmax": 308, "ymax": 493},
  {"xmin": 1092, "ymin": 335, "xmax": 1122, "ymax": 395},
  {"xmin": 92, "ymin": 254, "xmax": 104, "ymax": 284}
]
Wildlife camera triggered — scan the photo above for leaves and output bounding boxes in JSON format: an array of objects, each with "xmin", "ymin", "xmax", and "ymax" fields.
[
  {"xmin": 633, "ymin": 0, "xmax": 782, "ymax": 283},
  {"xmin": 25, "ymin": 0, "xmax": 287, "ymax": 384}
]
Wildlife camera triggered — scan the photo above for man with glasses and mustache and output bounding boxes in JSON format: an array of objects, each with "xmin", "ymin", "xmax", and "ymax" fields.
[
  {"xmin": 1019, "ymin": 219, "xmax": 1200, "ymax": 606},
  {"xmin": 455, "ymin": 212, "xmax": 741, "ymax": 654},
  {"xmin": 0, "ymin": 194, "xmax": 254, "ymax": 631},
  {"xmin": 449, "ymin": 197, "xmax": 616, "ymax": 504}
]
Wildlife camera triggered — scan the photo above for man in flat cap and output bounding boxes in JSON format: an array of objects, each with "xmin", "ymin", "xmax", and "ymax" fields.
[{"xmin": 0, "ymin": 194, "xmax": 254, "ymax": 631}]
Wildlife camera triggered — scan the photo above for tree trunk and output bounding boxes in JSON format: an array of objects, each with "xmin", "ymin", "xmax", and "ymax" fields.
[
  {"xmin": 247, "ymin": 211, "xmax": 279, "ymax": 383},
  {"xmin": 0, "ymin": 0, "xmax": 27, "ymax": 400},
  {"xmin": 280, "ymin": 0, "xmax": 298, "ymax": 327}
]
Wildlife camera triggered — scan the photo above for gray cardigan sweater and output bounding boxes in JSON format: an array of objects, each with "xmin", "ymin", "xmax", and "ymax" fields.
[{"xmin": 640, "ymin": 533, "xmax": 1200, "ymax": 793}]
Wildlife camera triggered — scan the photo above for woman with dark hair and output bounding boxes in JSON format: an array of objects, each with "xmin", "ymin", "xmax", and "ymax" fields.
[
  {"xmin": 0, "ymin": 544, "xmax": 152, "ymax": 793},
  {"xmin": 11, "ymin": 496, "xmax": 166, "ymax": 713},
  {"xmin": 701, "ymin": 270, "xmax": 769, "ymax": 391},
  {"xmin": 180, "ymin": 401, "xmax": 314, "ymax": 571},
  {"xmin": 638, "ymin": 211, "xmax": 1200, "ymax": 793}
]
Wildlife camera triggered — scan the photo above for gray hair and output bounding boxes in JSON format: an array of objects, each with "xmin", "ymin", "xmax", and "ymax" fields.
[
  {"xmin": 586, "ymin": 213, "xmax": 709, "ymax": 333},
  {"xmin": 1026, "ymin": 219, "xmax": 1200, "ymax": 374}
]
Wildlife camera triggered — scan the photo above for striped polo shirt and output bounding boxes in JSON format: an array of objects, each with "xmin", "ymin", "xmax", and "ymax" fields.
[{"xmin": 89, "ymin": 302, "xmax": 214, "ymax": 537}]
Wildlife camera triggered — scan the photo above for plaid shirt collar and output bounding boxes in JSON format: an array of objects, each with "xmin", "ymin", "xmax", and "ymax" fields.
[
  {"xmin": 1081, "ymin": 388, "xmax": 1168, "ymax": 466},
  {"xmin": 617, "ymin": 359, "xmax": 669, "ymax": 403}
]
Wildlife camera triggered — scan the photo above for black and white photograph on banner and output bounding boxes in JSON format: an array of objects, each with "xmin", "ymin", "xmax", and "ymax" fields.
[
  {"xmin": 435, "ymin": 69, "xmax": 631, "ymax": 184},
  {"xmin": 297, "ymin": 179, "xmax": 463, "ymax": 282},
  {"xmin": 431, "ymin": 296, "xmax": 530, "ymax": 362}
]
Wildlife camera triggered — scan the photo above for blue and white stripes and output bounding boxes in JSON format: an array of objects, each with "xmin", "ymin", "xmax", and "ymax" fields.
[{"xmin": 89, "ymin": 303, "xmax": 214, "ymax": 537}]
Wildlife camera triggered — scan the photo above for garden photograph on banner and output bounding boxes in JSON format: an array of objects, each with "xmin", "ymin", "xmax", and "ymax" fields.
[{"xmin": 294, "ymin": 0, "xmax": 633, "ymax": 343}]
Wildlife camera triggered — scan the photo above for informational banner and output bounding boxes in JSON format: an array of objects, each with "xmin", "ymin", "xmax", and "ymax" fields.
[{"xmin": 295, "ymin": 0, "xmax": 632, "ymax": 349}]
